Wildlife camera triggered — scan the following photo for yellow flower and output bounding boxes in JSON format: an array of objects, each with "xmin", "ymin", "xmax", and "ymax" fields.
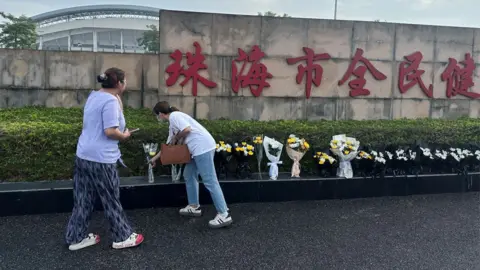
[
  {"xmin": 226, "ymin": 147, "xmax": 232, "ymax": 153},
  {"xmin": 242, "ymin": 142, "xmax": 246, "ymax": 146},
  {"xmin": 216, "ymin": 144, "xmax": 219, "ymax": 149},
  {"xmin": 256, "ymin": 136, "xmax": 262, "ymax": 140},
  {"xmin": 258, "ymin": 140, "xmax": 263, "ymax": 144},
  {"xmin": 246, "ymin": 145, "xmax": 253, "ymax": 150},
  {"xmin": 331, "ymin": 145, "xmax": 337, "ymax": 149},
  {"xmin": 248, "ymin": 151, "xmax": 254, "ymax": 156},
  {"xmin": 253, "ymin": 140, "xmax": 258, "ymax": 144},
  {"xmin": 219, "ymin": 141, "xmax": 225, "ymax": 144},
  {"xmin": 303, "ymin": 141, "xmax": 310, "ymax": 149},
  {"xmin": 319, "ymin": 158, "xmax": 325, "ymax": 165},
  {"xmin": 316, "ymin": 152, "xmax": 321, "ymax": 156},
  {"xmin": 344, "ymin": 150, "xmax": 350, "ymax": 155}
]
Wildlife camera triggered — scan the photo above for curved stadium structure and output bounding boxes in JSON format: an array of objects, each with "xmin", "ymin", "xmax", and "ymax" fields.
[{"xmin": 31, "ymin": 5, "xmax": 159, "ymax": 53}]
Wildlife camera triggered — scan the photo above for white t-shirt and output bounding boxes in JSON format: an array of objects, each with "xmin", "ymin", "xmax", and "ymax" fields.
[{"xmin": 167, "ymin": 111, "xmax": 216, "ymax": 157}]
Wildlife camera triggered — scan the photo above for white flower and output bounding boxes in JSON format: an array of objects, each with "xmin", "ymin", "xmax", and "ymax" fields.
[
  {"xmin": 408, "ymin": 150, "xmax": 416, "ymax": 160},
  {"xmin": 435, "ymin": 149, "xmax": 447, "ymax": 160},
  {"xmin": 385, "ymin": 151, "xmax": 393, "ymax": 160},
  {"xmin": 371, "ymin": 151, "xmax": 378, "ymax": 156},
  {"xmin": 450, "ymin": 152, "xmax": 460, "ymax": 162}
]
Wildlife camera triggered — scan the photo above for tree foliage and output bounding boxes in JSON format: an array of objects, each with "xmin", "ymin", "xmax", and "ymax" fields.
[
  {"xmin": 258, "ymin": 11, "xmax": 290, "ymax": 17},
  {"xmin": 0, "ymin": 12, "xmax": 37, "ymax": 49},
  {"xmin": 137, "ymin": 24, "xmax": 159, "ymax": 54}
]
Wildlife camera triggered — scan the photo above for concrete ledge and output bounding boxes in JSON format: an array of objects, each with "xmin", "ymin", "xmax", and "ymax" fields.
[{"xmin": 1, "ymin": 173, "xmax": 479, "ymax": 217}]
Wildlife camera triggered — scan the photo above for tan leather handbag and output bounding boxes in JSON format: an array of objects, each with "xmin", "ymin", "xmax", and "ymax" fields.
[{"xmin": 160, "ymin": 143, "xmax": 191, "ymax": 165}]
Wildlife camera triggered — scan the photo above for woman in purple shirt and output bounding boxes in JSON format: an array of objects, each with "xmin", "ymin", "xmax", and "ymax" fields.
[{"xmin": 65, "ymin": 67, "xmax": 144, "ymax": 251}]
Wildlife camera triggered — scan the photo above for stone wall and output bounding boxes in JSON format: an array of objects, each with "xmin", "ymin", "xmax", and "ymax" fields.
[{"xmin": 2, "ymin": 9, "xmax": 480, "ymax": 120}]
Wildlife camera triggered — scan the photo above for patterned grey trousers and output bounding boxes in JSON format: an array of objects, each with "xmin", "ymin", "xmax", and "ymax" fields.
[{"xmin": 65, "ymin": 157, "xmax": 133, "ymax": 244}]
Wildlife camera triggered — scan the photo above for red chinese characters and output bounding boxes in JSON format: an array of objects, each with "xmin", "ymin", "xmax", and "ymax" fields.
[
  {"xmin": 286, "ymin": 47, "xmax": 331, "ymax": 98},
  {"xmin": 338, "ymin": 48, "xmax": 387, "ymax": 97},
  {"xmin": 440, "ymin": 53, "xmax": 479, "ymax": 98},
  {"xmin": 231, "ymin": 45, "xmax": 272, "ymax": 97},
  {"xmin": 165, "ymin": 42, "xmax": 217, "ymax": 96},
  {"xmin": 398, "ymin": 51, "xmax": 433, "ymax": 98}
]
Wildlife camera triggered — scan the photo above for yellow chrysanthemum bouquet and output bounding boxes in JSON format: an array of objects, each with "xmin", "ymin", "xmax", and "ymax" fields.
[
  {"xmin": 286, "ymin": 134, "xmax": 310, "ymax": 177},
  {"xmin": 214, "ymin": 140, "xmax": 233, "ymax": 178},
  {"xmin": 313, "ymin": 151, "xmax": 337, "ymax": 177},
  {"xmin": 233, "ymin": 141, "xmax": 255, "ymax": 179},
  {"xmin": 329, "ymin": 134, "xmax": 360, "ymax": 178}
]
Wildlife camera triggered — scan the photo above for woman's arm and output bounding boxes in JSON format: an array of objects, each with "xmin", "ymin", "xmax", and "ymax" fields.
[
  {"xmin": 105, "ymin": 127, "xmax": 130, "ymax": 141},
  {"xmin": 173, "ymin": 126, "xmax": 192, "ymax": 142}
]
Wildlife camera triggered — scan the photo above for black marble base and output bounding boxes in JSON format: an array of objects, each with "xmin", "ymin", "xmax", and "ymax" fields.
[{"xmin": 0, "ymin": 173, "xmax": 479, "ymax": 217}]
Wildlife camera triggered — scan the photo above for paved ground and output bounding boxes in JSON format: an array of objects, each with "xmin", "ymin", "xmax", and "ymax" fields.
[{"xmin": 0, "ymin": 193, "xmax": 479, "ymax": 270}]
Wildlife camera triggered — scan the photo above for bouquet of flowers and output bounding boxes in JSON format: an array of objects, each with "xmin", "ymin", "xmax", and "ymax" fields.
[
  {"xmin": 329, "ymin": 134, "xmax": 359, "ymax": 178},
  {"xmin": 253, "ymin": 135, "xmax": 264, "ymax": 179},
  {"xmin": 214, "ymin": 141, "xmax": 233, "ymax": 179},
  {"xmin": 233, "ymin": 142, "xmax": 255, "ymax": 179},
  {"xmin": 353, "ymin": 149, "xmax": 375, "ymax": 177},
  {"xmin": 262, "ymin": 136, "xmax": 283, "ymax": 180},
  {"xmin": 285, "ymin": 134, "xmax": 310, "ymax": 177},
  {"xmin": 313, "ymin": 150, "xmax": 337, "ymax": 177}
]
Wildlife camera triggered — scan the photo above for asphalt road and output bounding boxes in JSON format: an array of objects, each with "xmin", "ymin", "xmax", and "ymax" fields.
[{"xmin": 0, "ymin": 193, "xmax": 479, "ymax": 270}]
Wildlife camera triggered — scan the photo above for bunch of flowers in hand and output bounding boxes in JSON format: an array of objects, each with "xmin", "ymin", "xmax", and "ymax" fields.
[
  {"xmin": 253, "ymin": 135, "xmax": 264, "ymax": 179},
  {"xmin": 329, "ymin": 134, "xmax": 360, "ymax": 179},
  {"xmin": 214, "ymin": 141, "xmax": 233, "ymax": 179},
  {"xmin": 313, "ymin": 150, "xmax": 337, "ymax": 177},
  {"xmin": 262, "ymin": 136, "xmax": 284, "ymax": 180},
  {"xmin": 233, "ymin": 142, "xmax": 255, "ymax": 179},
  {"xmin": 286, "ymin": 134, "xmax": 310, "ymax": 177}
]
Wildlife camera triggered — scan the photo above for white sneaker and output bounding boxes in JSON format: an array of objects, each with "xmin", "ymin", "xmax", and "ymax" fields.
[
  {"xmin": 68, "ymin": 233, "xmax": 100, "ymax": 251},
  {"xmin": 179, "ymin": 205, "xmax": 202, "ymax": 217},
  {"xmin": 112, "ymin": 233, "xmax": 144, "ymax": 249},
  {"xmin": 208, "ymin": 212, "xmax": 233, "ymax": 229}
]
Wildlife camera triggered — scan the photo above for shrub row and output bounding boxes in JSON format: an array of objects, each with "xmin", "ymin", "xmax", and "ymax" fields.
[{"xmin": 1, "ymin": 106, "xmax": 480, "ymax": 182}]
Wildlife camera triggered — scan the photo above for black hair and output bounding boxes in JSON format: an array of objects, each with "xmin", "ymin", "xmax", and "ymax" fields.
[
  {"xmin": 97, "ymin": 67, "xmax": 125, "ymax": 89},
  {"xmin": 153, "ymin": 101, "xmax": 179, "ymax": 115}
]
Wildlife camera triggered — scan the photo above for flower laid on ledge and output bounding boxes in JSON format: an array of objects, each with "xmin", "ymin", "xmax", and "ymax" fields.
[
  {"xmin": 329, "ymin": 135, "xmax": 360, "ymax": 179},
  {"xmin": 286, "ymin": 134, "xmax": 309, "ymax": 178},
  {"xmin": 253, "ymin": 135, "xmax": 265, "ymax": 178},
  {"xmin": 263, "ymin": 136, "xmax": 284, "ymax": 180}
]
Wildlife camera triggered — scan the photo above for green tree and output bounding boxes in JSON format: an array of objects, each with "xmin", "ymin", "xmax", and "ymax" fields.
[
  {"xmin": 258, "ymin": 11, "xmax": 290, "ymax": 17},
  {"xmin": 0, "ymin": 12, "xmax": 37, "ymax": 49},
  {"xmin": 137, "ymin": 24, "xmax": 159, "ymax": 54}
]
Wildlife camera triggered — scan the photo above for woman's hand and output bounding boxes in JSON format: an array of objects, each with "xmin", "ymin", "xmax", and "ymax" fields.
[{"xmin": 150, "ymin": 152, "xmax": 161, "ymax": 168}]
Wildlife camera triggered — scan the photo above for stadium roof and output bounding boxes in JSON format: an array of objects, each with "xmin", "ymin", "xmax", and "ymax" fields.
[{"xmin": 31, "ymin": 5, "xmax": 159, "ymax": 23}]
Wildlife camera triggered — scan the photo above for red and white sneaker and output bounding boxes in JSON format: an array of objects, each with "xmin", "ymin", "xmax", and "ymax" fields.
[
  {"xmin": 112, "ymin": 233, "xmax": 144, "ymax": 249},
  {"xmin": 68, "ymin": 233, "xmax": 100, "ymax": 251}
]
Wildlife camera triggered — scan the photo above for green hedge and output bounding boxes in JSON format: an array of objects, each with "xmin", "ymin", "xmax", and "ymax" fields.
[{"xmin": 1, "ymin": 106, "xmax": 480, "ymax": 182}]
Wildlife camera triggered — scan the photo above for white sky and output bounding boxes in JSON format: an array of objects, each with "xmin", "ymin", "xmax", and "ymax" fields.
[{"xmin": 0, "ymin": 0, "xmax": 477, "ymax": 28}]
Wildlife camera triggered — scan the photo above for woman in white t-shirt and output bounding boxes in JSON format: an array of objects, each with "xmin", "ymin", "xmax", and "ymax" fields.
[{"xmin": 150, "ymin": 101, "xmax": 232, "ymax": 228}]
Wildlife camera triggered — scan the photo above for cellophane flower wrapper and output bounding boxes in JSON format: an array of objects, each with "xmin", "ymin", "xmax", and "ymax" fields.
[
  {"xmin": 253, "ymin": 136, "xmax": 264, "ymax": 179},
  {"xmin": 286, "ymin": 146, "xmax": 305, "ymax": 177},
  {"xmin": 286, "ymin": 134, "xmax": 310, "ymax": 177},
  {"xmin": 329, "ymin": 135, "xmax": 359, "ymax": 179},
  {"xmin": 262, "ymin": 136, "xmax": 283, "ymax": 180},
  {"xmin": 171, "ymin": 164, "xmax": 183, "ymax": 182}
]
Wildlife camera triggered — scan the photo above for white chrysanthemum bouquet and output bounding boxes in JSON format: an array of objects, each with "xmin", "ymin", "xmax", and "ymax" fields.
[
  {"xmin": 262, "ymin": 136, "xmax": 284, "ymax": 180},
  {"xmin": 285, "ymin": 134, "xmax": 310, "ymax": 177},
  {"xmin": 329, "ymin": 134, "xmax": 360, "ymax": 178}
]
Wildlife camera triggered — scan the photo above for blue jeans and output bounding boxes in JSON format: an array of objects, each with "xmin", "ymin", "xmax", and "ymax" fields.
[{"xmin": 183, "ymin": 150, "xmax": 228, "ymax": 214}]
